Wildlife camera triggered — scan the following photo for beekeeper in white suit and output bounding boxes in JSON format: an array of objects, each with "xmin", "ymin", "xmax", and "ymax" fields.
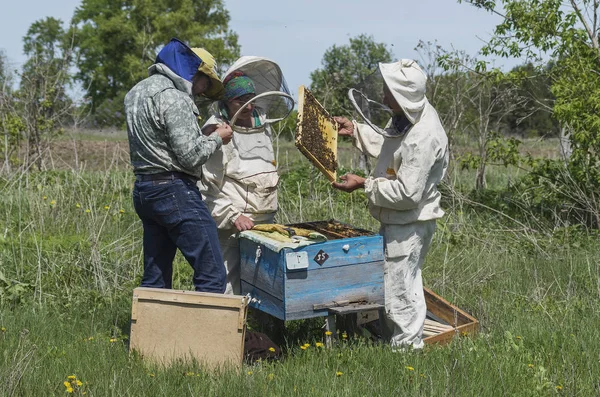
[
  {"xmin": 332, "ymin": 59, "xmax": 448, "ymax": 349},
  {"xmin": 200, "ymin": 56, "xmax": 293, "ymax": 295}
]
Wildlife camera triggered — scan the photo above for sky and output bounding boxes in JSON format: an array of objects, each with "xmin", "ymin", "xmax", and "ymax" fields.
[{"xmin": 0, "ymin": 0, "xmax": 518, "ymax": 99}]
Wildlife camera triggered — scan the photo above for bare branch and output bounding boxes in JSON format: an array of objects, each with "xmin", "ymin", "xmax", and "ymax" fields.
[{"xmin": 570, "ymin": 0, "xmax": 600, "ymax": 56}]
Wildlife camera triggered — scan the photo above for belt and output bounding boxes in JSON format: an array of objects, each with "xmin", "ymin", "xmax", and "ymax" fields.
[{"xmin": 135, "ymin": 171, "xmax": 198, "ymax": 183}]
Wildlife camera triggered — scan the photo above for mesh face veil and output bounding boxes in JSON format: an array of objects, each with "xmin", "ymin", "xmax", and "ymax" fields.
[
  {"xmin": 348, "ymin": 64, "xmax": 416, "ymax": 138},
  {"xmin": 215, "ymin": 56, "xmax": 295, "ymax": 129}
]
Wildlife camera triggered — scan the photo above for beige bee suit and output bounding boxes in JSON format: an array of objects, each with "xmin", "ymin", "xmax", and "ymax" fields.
[
  {"xmin": 352, "ymin": 60, "xmax": 449, "ymax": 348},
  {"xmin": 200, "ymin": 114, "xmax": 278, "ymax": 295}
]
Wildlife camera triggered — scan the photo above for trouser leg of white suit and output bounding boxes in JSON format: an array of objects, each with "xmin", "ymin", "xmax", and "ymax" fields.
[
  {"xmin": 218, "ymin": 228, "xmax": 241, "ymax": 295},
  {"xmin": 380, "ymin": 220, "xmax": 436, "ymax": 349}
]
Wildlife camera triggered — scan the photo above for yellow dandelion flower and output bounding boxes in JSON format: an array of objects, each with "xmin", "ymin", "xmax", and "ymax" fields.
[
  {"xmin": 66, "ymin": 386, "xmax": 74, "ymax": 393},
  {"xmin": 87, "ymin": 336, "xmax": 94, "ymax": 341},
  {"xmin": 556, "ymin": 385, "xmax": 563, "ymax": 391},
  {"xmin": 149, "ymin": 373, "xmax": 155, "ymax": 377},
  {"xmin": 76, "ymin": 203, "xmax": 81, "ymax": 208},
  {"xmin": 300, "ymin": 345, "xmax": 307, "ymax": 350},
  {"xmin": 461, "ymin": 331, "xmax": 469, "ymax": 337},
  {"xmin": 43, "ymin": 196, "xmax": 47, "ymax": 200},
  {"xmin": 67, "ymin": 375, "xmax": 76, "ymax": 381},
  {"xmin": 1, "ymin": 327, "xmax": 5, "ymax": 332},
  {"xmin": 516, "ymin": 335, "xmax": 522, "ymax": 340},
  {"xmin": 302, "ymin": 343, "xmax": 310, "ymax": 348},
  {"xmin": 109, "ymin": 338, "xmax": 117, "ymax": 343},
  {"xmin": 104, "ymin": 205, "xmax": 110, "ymax": 210},
  {"xmin": 336, "ymin": 371, "xmax": 343, "ymax": 377},
  {"xmin": 268, "ymin": 347, "xmax": 275, "ymax": 352},
  {"xmin": 185, "ymin": 372, "xmax": 195, "ymax": 376},
  {"xmin": 64, "ymin": 381, "xmax": 71, "ymax": 387},
  {"xmin": 405, "ymin": 366, "xmax": 415, "ymax": 371},
  {"xmin": 267, "ymin": 373, "xmax": 275, "ymax": 380},
  {"xmin": 325, "ymin": 331, "xmax": 332, "ymax": 336},
  {"xmin": 528, "ymin": 364, "xmax": 534, "ymax": 368},
  {"xmin": 76, "ymin": 380, "xmax": 83, "ymax": 387},
  {"xmin": 85, "ymin": 209, "xmax": 91, "ymax": 213},
  {"xmin": 420, "ymin": 373, "xmax": 426, "ymax": 378},
  {"xmin": 315, "ymin": 342, "xmax": 324, "ymax": 348},
  {"xmin": 50, "ymin": 200, "xmax": 56, "ymax": 205},
  {"xmin": 247, "ymin": 371, "xmax": 253, "ymax": 375},
  {"xmin": 119, "ymin": 209, "xmax": 125, "ymax": 214},
  {"xmin": 341, "ymin": 332, "xmax": 347, "ymax": 339}
]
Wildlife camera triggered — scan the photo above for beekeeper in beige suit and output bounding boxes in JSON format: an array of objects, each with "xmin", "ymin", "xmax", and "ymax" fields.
[
  {"xmin": 200, "ymin": 56, "xmax": 293, "ymax": 295},
  {"xmin": 332, "ymin": 59, "xmax": 448, "ymax": 349}
]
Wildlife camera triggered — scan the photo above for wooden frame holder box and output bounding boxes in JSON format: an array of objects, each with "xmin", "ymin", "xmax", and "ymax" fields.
[
  {"xmin": 423, "ymin": 287, "xmax": 479, "ymax": 345},
  {"xmin": 130, "ymin": 288, "xmax": 249, "ymax": 368}
]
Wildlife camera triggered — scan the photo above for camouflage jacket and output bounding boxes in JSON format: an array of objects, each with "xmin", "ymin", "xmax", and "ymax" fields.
[{"xmin": 124, "ymin": 63, "xmax": 222, "ymax": 179}]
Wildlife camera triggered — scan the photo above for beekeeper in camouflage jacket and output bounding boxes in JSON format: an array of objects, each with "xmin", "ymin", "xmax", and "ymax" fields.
[{"xmin": 125, "ymin": 38, "xmax": 233, "ymax": 293}]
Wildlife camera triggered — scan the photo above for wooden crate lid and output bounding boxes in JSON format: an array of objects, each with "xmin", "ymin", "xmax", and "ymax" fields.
[{"xmin": 133, "ymin": 287, "xmax": 248, "ymax": 309}]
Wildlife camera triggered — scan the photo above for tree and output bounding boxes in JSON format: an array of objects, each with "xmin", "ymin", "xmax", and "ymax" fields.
[
  {"xmin": 72, "ymin": 0, "xmax": 240, "ymax": 127},
  {"xmin": 417, "ymin": 42, "xmax": 527, "ymax": 188},
  {"xmin": 310, "ymin": 34, "xmax": 393, "ymax": 117},
  {"xmin": 18, "ymin": 17, "xmax": 73, "ymax": 170},
  {"xmin": 416, "ymin": 41, "xmax": 474, "ymax": 160},
  {"xmin": 503, "ymin": 62, "xmax": 558, "ymax": 138},
  {"xmin": 433, "ymin": 46, "xmax": 525, "ymax": 189},
  {"xmin": 460, "ymin": 0, "xmax": 600, "ymax": 227},
  {"xmin": 0, "ymin": 51, "xmax": 12, "ymax": 91},
  {"xmin": 0, "ymin": 50, "xmax": 24, "ymax": 172}
]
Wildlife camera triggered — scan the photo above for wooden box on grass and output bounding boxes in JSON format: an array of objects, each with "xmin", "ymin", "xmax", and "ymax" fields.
[
  {"xmin": 239, "ymin": 220, "xmax": 385, "ymax": 321},
  {"xmin": 129, "ymin": 287, "xmax": 248, "ymax": 368},
  {"xmin": 423, "ymin": 287, "xmax": 479, "ymax": 345}
]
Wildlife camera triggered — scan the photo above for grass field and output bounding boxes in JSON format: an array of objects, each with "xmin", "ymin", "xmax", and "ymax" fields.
[{"xmin": 1, "ymin": 132, "xmax": 599, "ymax": 396}]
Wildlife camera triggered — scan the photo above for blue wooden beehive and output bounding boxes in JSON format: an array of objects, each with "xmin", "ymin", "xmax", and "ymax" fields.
[{"xmin": 239, "ymin": 221, "xmax": 384, "ymax": 321}]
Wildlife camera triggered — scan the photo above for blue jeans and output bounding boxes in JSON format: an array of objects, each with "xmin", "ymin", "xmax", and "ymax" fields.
[{"xmin": 132, "ymin": 177, "xmax": 226, "ymax": 293}]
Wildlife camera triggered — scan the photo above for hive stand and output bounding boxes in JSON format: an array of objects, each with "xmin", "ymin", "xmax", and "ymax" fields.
[
  {"xmin": 324, "ymin": 303, "xmax": 385, "ymax": 347},
  {"xmin": 322, "ymin": 287, "xmax": 480, "ymax": 347}
]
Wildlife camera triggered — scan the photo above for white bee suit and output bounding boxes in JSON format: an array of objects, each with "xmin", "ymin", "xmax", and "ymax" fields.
[
  {"xmin": 352, "ymin": 60, "xmax": 449, "ymax": 348},
  {"xmin": 200, "ymin": 56, "xmax": 287, "ymax": 295},
  {"xmin": 200, "ymin": 114, "xmax": 278, "ymax": 295}
]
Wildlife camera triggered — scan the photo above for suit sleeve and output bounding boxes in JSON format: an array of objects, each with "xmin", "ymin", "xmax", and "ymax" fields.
[
  {"xmin": 364, "ymin": 136, "xmax": 440, "ymax": 210},
  {"xmin": 200, "ymin": 144, "xmax": 242, "ymax": 229},
  {"xmin": 160, "ymin": 90, "xmax": 222, "ymax": 171},
  {"xmin": 352, "ymin": 121, "xmax": 385, "ymax": 158}
]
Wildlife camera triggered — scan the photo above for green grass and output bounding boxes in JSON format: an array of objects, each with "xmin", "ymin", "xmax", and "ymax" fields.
[{"xmin": 1, "ymin": 133, "xmax": 599, "ymax": 395}]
